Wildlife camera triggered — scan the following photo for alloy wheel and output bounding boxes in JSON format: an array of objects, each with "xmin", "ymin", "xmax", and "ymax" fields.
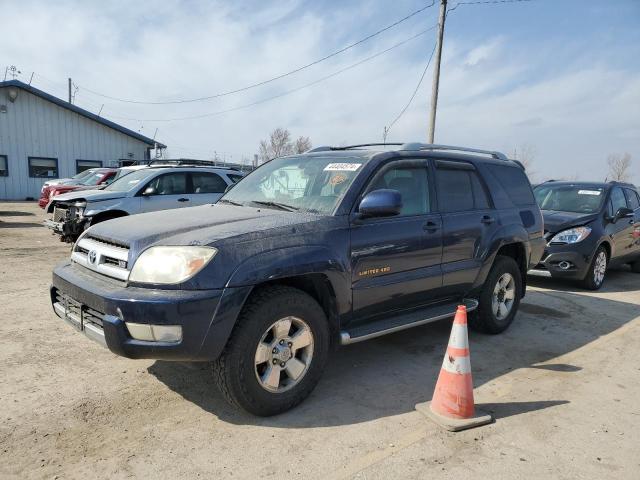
[
  {"xmin": 593, "ymin": 251, "xmax": 607, "ymax": 286},
  {"xmin": 492, "ymin": 273, "xmax": 516, "ymax": 321},
  {"xmin": 254, "ymin": 316, "xmax": 314, "ymax": 393}
]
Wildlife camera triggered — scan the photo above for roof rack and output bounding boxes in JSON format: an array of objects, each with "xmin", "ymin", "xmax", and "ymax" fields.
[
  {"xmin": 399, "ymin": 143, "xmax": 508, "ymax": 160},
  {"xmin": 307, "ymin": 143, "xmax": 403, "ymax": 153},
  {"xmin": 147, "ymin": 159, "xmax": 241, "ymax": 170}
]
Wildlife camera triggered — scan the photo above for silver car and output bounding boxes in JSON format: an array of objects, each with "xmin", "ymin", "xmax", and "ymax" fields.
[{"xmin": 44, "ymin": 165, "xmax": 243, "ymax": 242}]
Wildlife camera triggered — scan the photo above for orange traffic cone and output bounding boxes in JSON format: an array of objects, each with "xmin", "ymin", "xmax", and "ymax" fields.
[{"xmin": 415, "ymin": 305, "xmax": 493, "ymax": 431}]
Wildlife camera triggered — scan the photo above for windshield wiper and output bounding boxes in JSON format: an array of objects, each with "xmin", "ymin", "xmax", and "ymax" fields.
[
  {"xmin": 250, "ymin": 200, "xmax": 299, "ymax": 212},
  {"xmin": 218, "ymin": 199, "xmax": 243, "ymax": 206}
]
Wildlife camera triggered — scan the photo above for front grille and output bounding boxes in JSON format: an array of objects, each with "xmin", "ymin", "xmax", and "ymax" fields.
[
  {"xmin": 71, "ymin": 235, "xmax": 130, "ymax": 281},
  {"xmin": 53, "ymin": 289, "xmax": 107, "ymax": 346},
  {"xmin": 53, "ymin": 207, "xmax": 68, "ymax": 222}
]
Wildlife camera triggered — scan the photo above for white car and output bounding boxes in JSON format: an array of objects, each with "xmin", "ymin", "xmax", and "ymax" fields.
[{"xmin": 44, "ymin": 165, "xmax": 244, "ymax": 242}]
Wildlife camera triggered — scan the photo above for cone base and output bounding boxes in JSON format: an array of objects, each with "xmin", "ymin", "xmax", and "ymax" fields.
[{"xmin": 415, "ymin": 401, "xmax": 493, "ymax": 432}]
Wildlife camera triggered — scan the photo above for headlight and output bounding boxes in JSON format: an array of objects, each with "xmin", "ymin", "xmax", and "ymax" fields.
[
  {"xmin": 549, "ymin": 226, "xmax": 591, "ymax": 244},
  {"xmin": 129, "ymin": 246, "xmax": 217, "ymax": 284}
]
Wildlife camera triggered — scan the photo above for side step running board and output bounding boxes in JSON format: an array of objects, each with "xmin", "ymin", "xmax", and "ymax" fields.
[{"xmin": 340, "ymin": 298, "xmax": 478, "ymax": 345}]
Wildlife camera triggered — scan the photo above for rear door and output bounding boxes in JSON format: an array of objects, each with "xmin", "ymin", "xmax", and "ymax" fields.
[
  {"xmin": 350, "ymin": 158, "xmax": 443, "ymax": 322},
  {"xmin": 139, "ymin": 172, "xmax": 191, "ymax": 213},
  {"xmin": 623, "ymin": 188, "xmax": 640, "ymax": 260},
  {"xmin": 190, "ymin": 171, "xmax": 229, "ymax": 206},
  {"xmin": 435, "ymin": 160, "xmax": 499, "ymax": 294},
  {"xmin": 606, "ymin": 187, "xmax": 634, "ymax": 262}
]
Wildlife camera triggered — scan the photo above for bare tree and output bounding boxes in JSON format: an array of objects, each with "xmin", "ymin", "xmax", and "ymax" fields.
[
  {"xmin": 258, "ymin": 128, "xmax": 312, "ymax": 163},
  {"xmin": 294, "ymin": 136, "xmax": 312, "ymax": 154},
  {"xmin": 606, "ymin": 153, "xmax": 632, "ymax": 182},
  {"xmin": 511, "ymin": 144, "xmax": 537, "ymax": 176}
]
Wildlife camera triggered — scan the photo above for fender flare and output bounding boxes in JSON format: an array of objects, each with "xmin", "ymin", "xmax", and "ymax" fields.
[
  {"xmin": 473, "ymin": 223, "xmax": 531, "ymax": 290},
  {"xmin": 226, "ymin": 245, "xmax": 351, "ymax": 315}
]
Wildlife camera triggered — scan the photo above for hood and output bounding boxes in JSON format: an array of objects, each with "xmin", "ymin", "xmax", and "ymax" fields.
[
  {"xmin": 85, "ymin": 203, "xmax": 332, "ymax": 254},
  {"xmin": 51, "ymin": 189, "xmax": 127, "ymax": 203},
  {"xmin": 542, "ymin": 210, "xmax": 599, "ymax": 235}
]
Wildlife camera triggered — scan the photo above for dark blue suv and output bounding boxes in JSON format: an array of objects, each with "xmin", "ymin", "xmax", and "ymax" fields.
[{"xmin": 51, "ymin": 143, "xmax": 544, "ymax": 415}]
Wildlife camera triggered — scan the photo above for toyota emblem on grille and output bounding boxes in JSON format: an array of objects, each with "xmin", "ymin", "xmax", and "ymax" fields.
[{"xmin": 88, "ymin": 250, "xmax": 97, "ymax": 264}]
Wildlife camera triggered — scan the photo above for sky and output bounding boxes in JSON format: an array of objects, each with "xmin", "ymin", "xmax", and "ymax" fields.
[{"xmin": 1, "ymin": 0, "xmax": 639, "ymax": 182}]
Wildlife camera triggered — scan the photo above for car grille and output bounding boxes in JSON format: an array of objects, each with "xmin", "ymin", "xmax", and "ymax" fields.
[
  {"xmin": 53, "ymin": 206, "xmax": 68, "ymax": 222},
  {"xmin": 53, "ymin": 289, "xmax": 107, "ymax": 346},
  {"xmin": 53, "ymin": 289, "xmax": 106, "ymax": 327},
  {"xmin": 71, "ymin": 235, "xmax": 130, "ymax": 281}
]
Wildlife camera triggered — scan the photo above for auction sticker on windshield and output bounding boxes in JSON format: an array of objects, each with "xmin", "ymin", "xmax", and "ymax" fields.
[
  {"xmin": 324, "ymin": 163, "xmax": 362, "ymax": 172},
  {"xmin": 578, "ymin": 190, "xmax": 602, "ymax": 195}
]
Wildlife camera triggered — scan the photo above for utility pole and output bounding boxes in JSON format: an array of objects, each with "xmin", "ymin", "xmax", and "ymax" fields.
[
  {"xmin": 428, "ymin": 0, "xmax": 447, "ymax": 144},
  {"xmin": 68, "ymin": 78, "xmax": 72, "ymax": 104}
]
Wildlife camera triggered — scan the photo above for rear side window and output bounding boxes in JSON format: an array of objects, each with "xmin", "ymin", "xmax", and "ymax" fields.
[
  {"xmin": 436, "ymin": 168, "xmax": 490, "ymax": 212},
  {"xmin": 486, "ymin": 164, "xmax": 535, "ymax": 206},
  {"xmin": 624, "ymin": 189, "xmax": 640, "ymax": 210},
  {"xmin": 192, "ymin": 172, "xmax": 227, "ymax": 193}
]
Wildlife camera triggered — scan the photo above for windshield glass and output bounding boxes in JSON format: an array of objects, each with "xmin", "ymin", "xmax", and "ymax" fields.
[
  {"xmin": 104, "ymin": 168, "xmax": 155, "ymax": 192},
  {"xmin": 72, "ymin": 169, "xmax": 96, "ymax": 180},
  {"xmin": 80, "ymin": 171, "xmax": 108, "ymax": 186},
  {"xmin": 534, "ymin": 185, "xmax": 605, "ymax": 214},
  {"xmin": 222, "ymin": 155, "xmax": 366, "ymax": 214}
]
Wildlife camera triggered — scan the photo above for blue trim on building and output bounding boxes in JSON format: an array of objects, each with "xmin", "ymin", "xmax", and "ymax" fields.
[{"xmin": 0, "ymin": 80, "xmax": 165, "ymax": 148}]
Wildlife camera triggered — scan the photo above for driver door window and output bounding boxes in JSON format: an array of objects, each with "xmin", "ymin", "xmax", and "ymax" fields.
[{"xmin": 140, "ymin": 173, "xmax": 190, "ymax": 213}]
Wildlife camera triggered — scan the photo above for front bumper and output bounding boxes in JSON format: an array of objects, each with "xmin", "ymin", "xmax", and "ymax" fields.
[
  {"xmin": 51, "ymin": 261, "xmax": 251, "ymax": 361},
  {"xmin": 530, "ymin": 242, "xmax": 595, "ymax": 279}
]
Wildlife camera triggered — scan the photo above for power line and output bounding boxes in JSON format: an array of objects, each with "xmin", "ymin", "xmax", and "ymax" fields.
[
  {"xmin": 385, "ymin": 43, "xmax": 437, "ymax": 136},
  {"xmin": 74, "ymin": 1, "xmax": 437, "ymax": 105},
  {"xmin": 105, "ymin": 25, "xmax": 438, "ymax": 123}
]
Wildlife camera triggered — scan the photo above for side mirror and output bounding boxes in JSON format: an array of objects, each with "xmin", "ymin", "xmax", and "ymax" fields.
[
  {"xmin": 358, "ymin": 189, "xmax": 402, "ymax": 218},
  {"xmin": 142, "ymin": 186, "xmax": 156, "ymax": 196},
  {"xmin": 615, "ymin": 207, "xmax": 633, "ymax": 221}
]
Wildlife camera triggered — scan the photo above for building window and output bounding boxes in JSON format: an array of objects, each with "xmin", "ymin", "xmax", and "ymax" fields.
[
  {"xmin": 28, "ymin": 157, "xmax": 59, "ymax": 178},
  {"xmin": 76, "ymin": 159, "xmax": 102, "ymax": 173},
  {"xmin": 0, "ymin": 155, "xmax": 7, "ymax": 177}
]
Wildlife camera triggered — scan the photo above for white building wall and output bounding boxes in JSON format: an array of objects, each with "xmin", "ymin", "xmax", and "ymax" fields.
[{"xmin": 0, "ymin": 86, "xmax": 151, "ymax": 200}]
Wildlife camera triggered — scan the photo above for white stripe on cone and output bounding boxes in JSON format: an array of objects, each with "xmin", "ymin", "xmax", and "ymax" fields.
[
  {"xmin": 448, "ymin": 324, "xmax": 469, "ymax": 349},
  {"xmin": 441, "ymin": 353, "xmax": 472, "ymax": 375}
]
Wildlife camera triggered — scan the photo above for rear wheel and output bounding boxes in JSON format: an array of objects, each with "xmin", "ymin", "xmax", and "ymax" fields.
[
  {"xmin": 212, "ymin": 286, "xmax": 329, "ymax": 416},
  {"xmin": 470, "ymin": 255, "xmax": 522, "ymax": 334},
  {"xmin": 581, "ymin": 246, "xmax": 607, "ymax": 290}
]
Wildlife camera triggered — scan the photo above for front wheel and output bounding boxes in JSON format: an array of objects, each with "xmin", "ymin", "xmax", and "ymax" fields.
[
  {"xmin": 212, "ymin": 286, "xmax": 329, "ymax": 416},
  {"xmin": 581, "ymin": 246, "xmax": 607, "ymax": 290},
  {"xmin": 470, "ymin": 255, "xmax": 522, "ymax": 334}
]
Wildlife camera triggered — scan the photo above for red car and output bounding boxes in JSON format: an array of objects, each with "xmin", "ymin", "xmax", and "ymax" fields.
[{"xmin": 39, "ymin": 168, "xmax": 117, "ymax": 208}]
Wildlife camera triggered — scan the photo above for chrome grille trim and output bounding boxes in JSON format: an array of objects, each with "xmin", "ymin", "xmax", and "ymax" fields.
[{"xmin": 71, "ymin": 237, "xmax": 130, "ymax": 281}]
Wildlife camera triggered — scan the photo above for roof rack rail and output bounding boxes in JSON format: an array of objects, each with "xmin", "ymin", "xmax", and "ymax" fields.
[
  {"xmin": 308, "ymin": 143, "xmax": 403, "ymax": 152},
  {"xmin": 147, "ymin": 159, "xmax": 241, "ymax": 170},
  {"xmin": 399, "ymin": 143, "xmax": 508, "ymax": 161}
]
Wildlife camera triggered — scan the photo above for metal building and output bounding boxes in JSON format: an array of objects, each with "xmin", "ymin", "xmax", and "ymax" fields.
[{"xmin": 0, "ymin": 80, "xmax": 165, "ymax": 200}]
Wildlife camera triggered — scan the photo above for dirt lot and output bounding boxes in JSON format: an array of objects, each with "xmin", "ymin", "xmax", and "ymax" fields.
[{"xmin": 1, "ymin": 201, "xmax": 639, "ymax": 479}]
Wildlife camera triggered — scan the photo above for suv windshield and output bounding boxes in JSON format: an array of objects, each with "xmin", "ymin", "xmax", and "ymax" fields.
[
  {"xmin": 104, "ymin": 168, "xmax": 155, "ymax": 192},
  {"xmin": 221, "ymin": 155, "xmax": 365, "ymax": 214},
  {"xmin": 534, "ymin": 184, "xmax": 605, "ymax": 214}
]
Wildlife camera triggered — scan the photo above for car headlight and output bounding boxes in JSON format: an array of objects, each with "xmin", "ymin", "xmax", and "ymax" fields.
[
  {"xmin": 129, "ymin": 246, "xmax": 217, "ymax": 284},
  {"xmin": 549, "ymin": 226, "xmax": 591, "ymax": 244}
]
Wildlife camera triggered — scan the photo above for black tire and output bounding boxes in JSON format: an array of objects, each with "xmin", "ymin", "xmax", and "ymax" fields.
[
  {"xmin": 630, "ymin": 258, "xmax": 640, "ymax": 273},
  {"xmin": 470, "ymin": 255, "xmax": 522, "ymax": 334},
  {"xmin": 212, "ymin": 285, "xmax": 329, "ymax": 416},
  {"xmin": 581, "ymin": 246, "xmax": 608, "ymax": 290}
]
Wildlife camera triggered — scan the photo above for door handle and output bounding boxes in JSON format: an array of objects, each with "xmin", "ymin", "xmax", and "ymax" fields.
[
  {"xmin": 177, "ymin": 198, "xmax": 190, "ymax": 202},
  {"xmin": 481, "ymin": 215, "xmax": 495, "ymax": 225},
  {"xmin": 423, "ymin": 221, "xmax": 439, "ymax": 232}
]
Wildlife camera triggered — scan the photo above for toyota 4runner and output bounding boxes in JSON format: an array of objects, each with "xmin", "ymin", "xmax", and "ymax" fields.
[{"xmin": 50, "ymin": 143, "xmax": 544, "ymax": 415}]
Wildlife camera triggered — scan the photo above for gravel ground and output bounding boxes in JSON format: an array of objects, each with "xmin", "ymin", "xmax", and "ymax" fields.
[{"xmin": 1, "ymin": 201, "xmax": 639, "ymax": 479}]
